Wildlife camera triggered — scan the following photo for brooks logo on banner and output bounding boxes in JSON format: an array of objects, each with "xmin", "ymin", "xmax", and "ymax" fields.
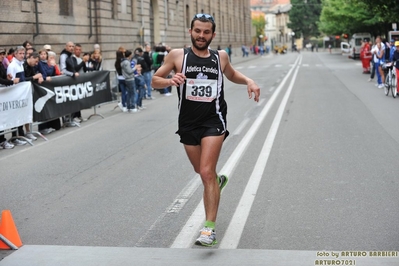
[{"xmin": 54, "ymin": 82, "xmax": 94, "ymax": 103}]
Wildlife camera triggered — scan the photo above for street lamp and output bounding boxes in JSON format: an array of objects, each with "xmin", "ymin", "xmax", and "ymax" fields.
[
  {"xmin": 290, "ymin": 32, "xmax": 295, "ymax": 52},
  {"xmin": 259, "ymin": 35, "xmax": 264, "ymax": 47}
]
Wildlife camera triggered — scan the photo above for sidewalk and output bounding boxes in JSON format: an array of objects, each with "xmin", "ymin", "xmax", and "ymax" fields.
[{"xmin": 1, "ymin": 245, "xmax": 398, "ymax": 266}]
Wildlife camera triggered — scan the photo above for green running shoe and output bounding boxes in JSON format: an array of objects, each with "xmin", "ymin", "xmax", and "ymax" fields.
[{"xmin": 217, "ymin": 174, "xmax": 228, "ymax": 192}]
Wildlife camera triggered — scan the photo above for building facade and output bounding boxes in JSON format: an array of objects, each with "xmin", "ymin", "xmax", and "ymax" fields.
[
  {"xmin": 250, "ymin": 0, "xmax": 290, "ymax": 11},
  {"xmin": 251, "ymin": 0, "xmax": 303, "ymax": 51},
  {"xmin": 0, "ymin": 0, "xmax": 252, "ymax": 69}
]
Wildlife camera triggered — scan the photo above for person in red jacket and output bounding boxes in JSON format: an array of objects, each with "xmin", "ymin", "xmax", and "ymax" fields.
[{"xmin": 360, "ymin": 39, "xmax": 372, "ymax": 74}]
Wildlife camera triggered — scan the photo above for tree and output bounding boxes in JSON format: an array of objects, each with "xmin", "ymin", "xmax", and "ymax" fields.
[
  {"xmin": 252, "ymin": 13, "xmax": 266, "ymax": 38},
  {"xmin": 353, "ymin": 0, "xmax": 399, "ymax": 24},
  {"xmin": 288, "ymin": 0, "xmax": 322, "ymax": 39},
  {"xmin": 319, "ymin": 0, "xmax": 398, "ymax": 37},
  {"xmin": 318, "ymin": 0, "xmax": 376, "ymax": 36}
]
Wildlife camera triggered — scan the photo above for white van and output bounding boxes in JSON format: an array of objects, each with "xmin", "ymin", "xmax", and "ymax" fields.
[
  {"xmin": 389, "ymin": 31, "xmax": 399, "ymax": 42},
  {"xmin": 340, "ymin": 33, "xmax": 371, "ymax": 59}
]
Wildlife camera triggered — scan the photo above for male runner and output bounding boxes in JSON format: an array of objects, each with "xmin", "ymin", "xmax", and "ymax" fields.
[{"xmin": 152, "ymin": 13, "xmax": 260, "ymax": 246}]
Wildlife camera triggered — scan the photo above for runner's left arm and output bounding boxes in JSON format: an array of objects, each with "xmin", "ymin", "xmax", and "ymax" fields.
[{"xmin": 221, "ymin": 50, "xmax": 260, "ymax": 102}]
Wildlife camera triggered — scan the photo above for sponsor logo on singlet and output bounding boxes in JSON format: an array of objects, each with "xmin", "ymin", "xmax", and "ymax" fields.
[{"xmin": 186, "ymin": 65, "xmax": 218, "ymax": 75}]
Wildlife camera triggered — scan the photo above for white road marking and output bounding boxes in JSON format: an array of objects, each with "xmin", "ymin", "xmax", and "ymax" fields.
[
  {"xmin": 171, "ymin": 55, "xmax": 302, "ymax": 248},
  {"xmin": 232, "ymin": 118, "xmax": 250, "ymax": 136},
  {"xmin": 220, "ymin": 56, "xmax": 302, "ymax": 249}
]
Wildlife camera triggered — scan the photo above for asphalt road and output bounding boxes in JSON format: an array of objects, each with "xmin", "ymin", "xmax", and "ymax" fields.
[{"xmin": 1, "ymin": 50, "xmax": 398, "ymax": 265}]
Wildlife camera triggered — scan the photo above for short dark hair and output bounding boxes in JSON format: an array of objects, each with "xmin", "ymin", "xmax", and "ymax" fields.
[
  {"xmin": 27, "ymin": 52, "xmax": 40, "ymax": 59},
  {"xmin": 22, "ymin": 40, "xmax": 33, "ymax": 48},
  {"xmin": 124, "ymin": 50, "xmax": 132, "ymax": 58},
  {"xmin": 191, "ymin": 14, "xmax": 216, "ymax": 33}
]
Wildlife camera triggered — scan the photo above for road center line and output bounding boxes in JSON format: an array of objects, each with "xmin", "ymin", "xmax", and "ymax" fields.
[
  {"xmin": 171, "ymin": 55, "xmax": 302, "ymax": 248},
  {"xmin": 219, "ymin": 56, "xmax": 302, "ymax": 249}
]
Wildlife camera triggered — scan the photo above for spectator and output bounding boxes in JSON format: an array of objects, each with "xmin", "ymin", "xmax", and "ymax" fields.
[
  {"xmin": 121, "ymin": 49, "xmax": 140, "ymax": 113},
  {"xmin": 93, "ymin": 43, "xmax": 101, "ymax": 51},
  {"xmin": 7, "ymin": 48, "xmax": 14, "ymax": 63},
  {"xmin": 59, "ymin": 42, "xmax": 88, "ymax": 126},
  {"xmin": 72, "ymin": 43, "xmax": 88, "ymax": 75},
  {"xmin": 151, "ymin": 45, "xmax": 162, "ymax": 72},
  {"xmin": 2, "ymin": 49, "xmax": 10, "ymax": 68},
  {"xmin": 361, "ymin": 39, "xmax": 372, "ymax": 74},
  {"xmin": 22, "ymin": 52, "xmax": 43, "ymax": 141},
  {"xmin": 393, "ymin": 41, "xmax": 399, "ymax": 95},
  {"xmin": 142, "ymin": 43, "xmax": 154, "ymax": 99},
  {"xmin": 24, "ymin": 52, "xmax": 43, "ymax": 84},
  {"xmin": 0, "ymin": 48, "xmax": 20, "ymax": 149},
  {"xmin": 87, "ymin": 48, "xmax": 102, "ymax": 71},
  {"xmin": 38, "ymin": 50, "xmax": 62, "ymax": 135},
  {"xmin": 389, "ymin": 39, "xmax": 396, "ymax": 62},
  {"xmin": 71, "ymin": 43, "xmax": 89, "ymax": 122},
  {"xmin": 373, "ymin": 36, "xmax": 385, "ymax": 89},
  {"xmin": 43, "ymin": 44, "xmax": 52, "ymax": 52},
  {"xmin": 152, "ymin": 45, "xmax": 171, "ymax": 95},
  {"xmin": 0, "ymin": 48, "xmax": 17, "ymax": 86},
  {"xmin": 25, "ymin": 47, "xmax": 35, "ymax": 59},
  {"xmin": 22, "ymin": 40, "xmax": 33, "ymax": 50},
  {"xmin": 7, "ymin": 46, "xmax": 28, "ymax": 146},
  {"xmin": 226, "ymin": 44, "xmax": 232, "ymax": 62},
  {"xmin": 133, "ymin": 47, "xmax": 147, "ymax": 110},
  {"xmin": 115, "ymin": 47, "xmax": 128, "ymax": 112},
  {"xmin": 59, "ymin": 41, "xmax": 87, "ymax": 77},
  {"xmin": 368, "ymin": 40, "xmax": 377, "ymax": 83},
  {"xmin": 47, "ymin": 51, "xmax": 61, "ymax": 76},
  {"xmin": 37, "ymin": 49, "xmax": 53, "ymax": 81}
]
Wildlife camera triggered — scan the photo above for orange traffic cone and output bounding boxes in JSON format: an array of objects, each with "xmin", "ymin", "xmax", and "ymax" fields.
[{"xmin": 0, "ymin": 210, "xmax": 23, "ymax": 249}]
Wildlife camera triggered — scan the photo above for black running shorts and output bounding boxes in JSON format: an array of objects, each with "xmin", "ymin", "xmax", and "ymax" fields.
[{"xmin": 179, "ymin": 127, "xmax": 229, "ymax": 145}]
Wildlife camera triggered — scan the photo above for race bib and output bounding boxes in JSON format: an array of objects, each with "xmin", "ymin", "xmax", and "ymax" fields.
[{"xmin": 186, "ymin": 78, "xmax": 218, "ymax": 102}]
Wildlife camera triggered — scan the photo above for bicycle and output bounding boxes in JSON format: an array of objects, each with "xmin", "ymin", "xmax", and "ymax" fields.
[{"xmin": 383, "ymin": 61, "xmax": 397, "ymax": 98}]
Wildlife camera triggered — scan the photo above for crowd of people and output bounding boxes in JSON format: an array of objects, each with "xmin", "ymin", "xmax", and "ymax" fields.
[
  {"xmin": 0, "ymin": 40, "xmax": 104, "ymax": 150},
  {"xmin": 360, "ymin": 36, "xmax": 399, "ymax": 93},
  {"xmin": 0, "ymin": 40, "xmax": 180, "ymax": 150},
  {"xmin": 114, "ymin": 43, "xmax": 174, "ymax": 113}
]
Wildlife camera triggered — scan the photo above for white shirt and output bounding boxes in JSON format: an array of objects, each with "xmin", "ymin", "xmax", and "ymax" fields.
[{"xmin": 7, "ymin": 58, "xmax": 24, "ymax": 80}]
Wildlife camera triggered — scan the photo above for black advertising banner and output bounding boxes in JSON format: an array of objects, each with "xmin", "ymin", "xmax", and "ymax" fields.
[{"xmin": 32, "ymin": 71, "xmax": 112, "ymax": 122}]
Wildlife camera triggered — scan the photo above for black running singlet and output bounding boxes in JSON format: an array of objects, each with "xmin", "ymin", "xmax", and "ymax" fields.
[{"xmin": 176, "ymin": 48, "xmax": 227, "ymax": 134}]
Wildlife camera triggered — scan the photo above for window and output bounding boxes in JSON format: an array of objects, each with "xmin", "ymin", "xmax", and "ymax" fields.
[
  {"xmin": 59, "ymin": 0, "xmax": 72, "ymax": 16},
  {"xmin": 186, "ymin": 4, "xmax": 190, "ymax": 28},
  {"xmin": 111, "ymin": 0, "xmax": 118, "ymax": 19}
]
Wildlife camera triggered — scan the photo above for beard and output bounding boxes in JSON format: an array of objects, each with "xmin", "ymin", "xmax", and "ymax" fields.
[{"xmin": 191, "ymin": 35, "xmax": 213, "ymax": 51}]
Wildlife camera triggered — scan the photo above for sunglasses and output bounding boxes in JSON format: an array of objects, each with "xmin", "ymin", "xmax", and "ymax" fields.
[{"xmin": 193, "ymin": 13, "xmax": 214, "ymax": 22}]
